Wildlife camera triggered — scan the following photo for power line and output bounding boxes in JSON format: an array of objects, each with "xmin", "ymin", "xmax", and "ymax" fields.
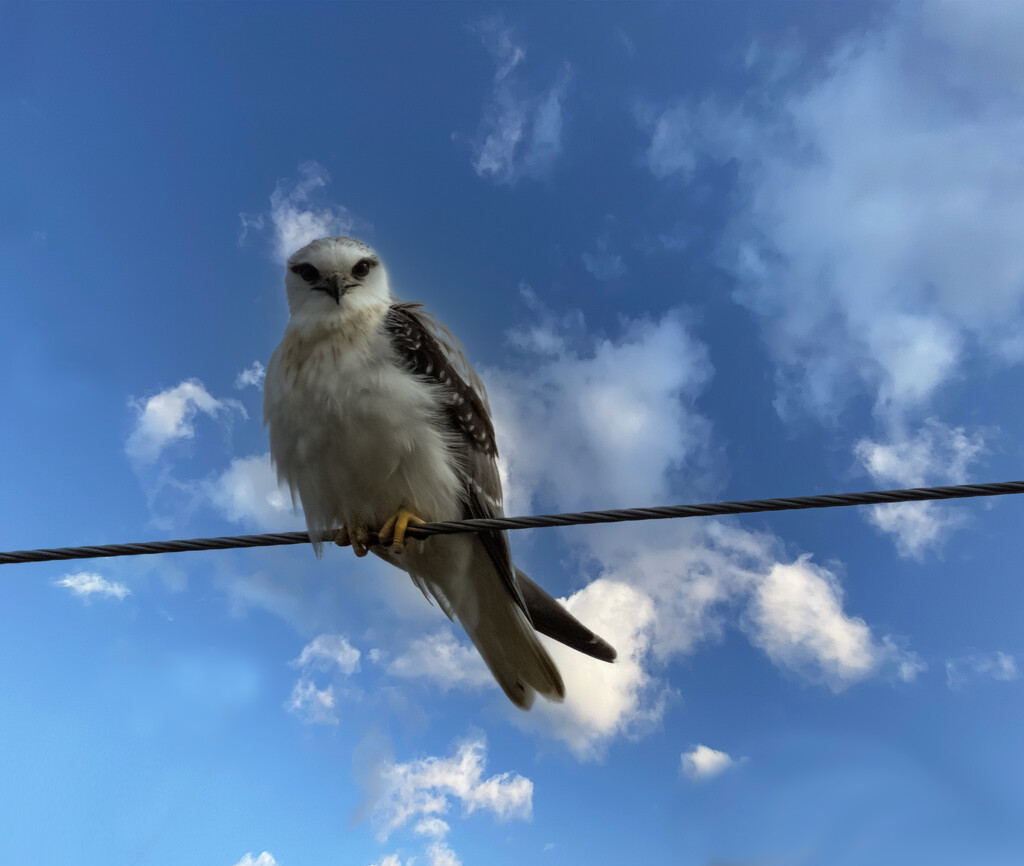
[{"xmin": 2, "ymin": 480, "xmax": 1023, "ymax": 567}]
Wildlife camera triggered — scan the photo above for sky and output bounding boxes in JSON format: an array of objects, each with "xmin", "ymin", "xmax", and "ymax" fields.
[{"xmin": 2, "ymin": 2, "xmax": 1023, "ymax": 864}]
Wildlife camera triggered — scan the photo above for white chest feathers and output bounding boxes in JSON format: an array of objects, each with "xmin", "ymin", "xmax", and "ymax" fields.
[{"xmin": 264, "ymin": 315, "xmax": 464, "ymax": 539}]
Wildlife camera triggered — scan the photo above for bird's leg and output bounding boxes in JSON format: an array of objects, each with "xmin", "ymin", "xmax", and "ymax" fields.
[
  {"xmin": 377, "ymin": 508, "xmax": 426, "ymax": 553},
  {"xmin": 334, "ymin": 525, "xmax": 371, "ymax": 557}
]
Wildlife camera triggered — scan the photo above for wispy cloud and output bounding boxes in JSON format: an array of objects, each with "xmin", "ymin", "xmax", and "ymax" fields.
[
  {"xmin": 55, "ymin": 572, "xmax": 131, "ymax": 602},
  {"xmin": 465, "ymin": 18, "xmax": 571, "ymax": 185},
  {"xmin": 854, "ymin": 421, "xmax": 986, "ymax": 558},
  {"xmin": 680, "ymin": 744, "xmax": 743, "ymax": 781},
  {"xmin": 639, "ymin": 3, "xmax": 1024, "ymax": 556},
  {"xmin": 292, "ymin": 633, "xmax": 361, "ymax": 676},
  {"xmin": 126, "ymin": 379, "xmax": 245, "ymax": 465},
  {"xmin": 285, "ymin": 633, "xmax": 362, "ymax": 724},
  {"xmin": 581, "ymin": 236, "xmax": 627, "ymax": 281},
  {"xmin": 234, "ymin": 361, "xmax": 266, "ymax": 390},
  {"xmin": 370, "ymin": 735, "xmax": 531, "ymax": 866},
  {"xmin": 385, "ymin": 629, "xmax": 494, "ymax": 691},
  {"xmin": 946, "ymin": 651, "xmax": 1018, "ymax": 689},
  {"xmin": 285, "ymin": 679, "xmax": 338, "ymax": 726},
  {"xmin": 205, "ymin": 453, "xmax": 299, "ymax": 531},
  {"xmin": 239, "ymin": 161, "xmax": 364, "ymax": 263}
]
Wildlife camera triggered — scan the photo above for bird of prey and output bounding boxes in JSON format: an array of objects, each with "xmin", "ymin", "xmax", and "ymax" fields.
[{"xmin": 264, "ymin": 236, "xmax": 616, "ymax": 709}]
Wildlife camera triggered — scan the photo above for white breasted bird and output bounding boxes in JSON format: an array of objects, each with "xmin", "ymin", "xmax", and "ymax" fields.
[{"xmin": 264, "ymin": 237, "xmax": 616, "ymax": 710}]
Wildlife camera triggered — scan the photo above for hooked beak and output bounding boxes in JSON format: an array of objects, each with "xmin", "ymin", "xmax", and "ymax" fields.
[{"xmin": 316, "ymin": 274, "xmax": 347, "ymax": 304}]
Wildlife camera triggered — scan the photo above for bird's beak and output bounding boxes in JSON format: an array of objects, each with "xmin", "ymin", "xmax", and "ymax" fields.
[{"xmin": 317, "ymin": 274, "xmax": 346, "ymax": 304}]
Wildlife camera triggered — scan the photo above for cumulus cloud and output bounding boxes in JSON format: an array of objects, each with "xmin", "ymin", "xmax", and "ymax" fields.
[
  {"xmin": 293, "ymin": 633, "xmax": 362, "ymax": 676},
  {"xmin": 854, "ymin": 420, "xmax": 986, "ymax": 558},
  {"xmin": 370, "ymin": 735, "xmax": 531, "ymax": 865},
  {"xmin": 641, "ymin": 6, "xmax": 1024, "ymax": 418},
  {"xmin": 239, "ymin": 161, "xmax": 362, "ymax": 263},
  {"xmin": 946, "ymin": 651, "xmax": 1018, "ymax": 689},
  {"xmin": 466, "ymin": 18, "xmax": 571, "ymax": 184},
  {"xmin": 680, "ymin": 744, "xmax": 742, "ymax": 781},
  {"xmin": 520, "ymin": 578, "xmax": 668, "ymax": 761},
  {"xmin": 232, "ymin": 854, "xmax": 278, "ymax": 866},
  {"xmin": 485, "ymin": 298, "xmax": 919, "ymax": 752},
  {"xmin": 126, "ymin": 379, "xmax": 245, "ymax": 464},
  {"xmin": 747, "ymin": 555, "xmax": 921, "ymax": 690},
  {"xmin": 235, "ymin": 361, "xmax": 266, "ymax": 390},
  {"xmin": 55, "ymin": 572, "xmax": 131, "ymax": 602},
  {"xmin": 385, "ymin": 629, "xmax": 495, "ymax": 691}
]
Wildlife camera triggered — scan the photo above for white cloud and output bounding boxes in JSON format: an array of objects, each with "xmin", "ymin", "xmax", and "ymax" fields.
[
  {"xmin": 285, "ymin": 678, "xmax": 338, "ymax": 725},
  {"xmin": 946, "ymin": 651, "xmax": 1018, "ymax": 689},
  {"xmin": 643, "ymin": 6, "xmax": 1024, "ymax": 429},
  {"xmin": 854, "ymin": 420, "xmax": 987, "ymax": 557},
  {"xmin": 521, "ymin": 578, "xmax": 668, "ymax": 761},
  {"xmin": 206, "ymin": 452, "xmax": 300, "ymax": 531},
  {"xmin": 466, "ymin": 18, "xmax": 571, "ymax": 184},
  {"xmin": 232, "ymin": 854, "xmax": 277, "ymax": 866},
  {"xmin": 680, "ymin": 744, "xmax": 741, "ymax": 781},
  {"xmin": 239, "ymin": 161, "xmax": 362, "ymax": 263},
  {"xmin": 855, "ymin": 420, "xmax": 986, "ymax": 489},
  {"xmin": 425, "ymin": 840, "xmax": 462, "ymax": 866},
  {"xmin": 415, "ymin": 817, "xmax": 451, "ymax": 839},
  {"xmin": 126, "ymin": 379, "xmax": 245, "ymax": 464},
  {"xmin": 285, "ymin": 634, "xmax": 361, "ymax": 725},
  {"xmin": 385, "ymin": 629, "xmax": 495, "ymax": 691},
  {"xmin": 486, "ymin": 299, "xmax": 920, "ymax": 754},
  {"xmin": 372, "ymin": 735, "xmax": 532, "ymax": 843},
  {"xmin": 235, "ymin": 361, "xmax": 266, "ymax": 390},
  {"xmin": 486, "ymin": 303, "xmax": 713, "ymax": 515},
  {"xmin": 746, "ymin": 555, "xmax": 920, "ymax": 690},
  {"xmin": 369, "ymin": 857, "xmax": 408, "ymax": 866},
  {"xmin": 293, "ymin": 633, "xmax": 361, "ymax": 676},
  {"xmin": 55, "ymin": 572, "xmax": 131, "ymax": 602}
]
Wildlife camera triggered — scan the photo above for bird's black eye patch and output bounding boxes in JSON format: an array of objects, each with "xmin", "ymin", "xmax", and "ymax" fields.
[
  {"xmin": 351, "ymin": 258, "xmax": 376, "ymax": 279},
  {"xmin": 290, "ymin": 263, "xmax": 321, "ymax": 282}
]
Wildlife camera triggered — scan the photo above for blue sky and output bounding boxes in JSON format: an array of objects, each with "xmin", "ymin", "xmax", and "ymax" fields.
[{"xmin": 2, "ymin": 2, "xmax": 1023, "ymax": 864}]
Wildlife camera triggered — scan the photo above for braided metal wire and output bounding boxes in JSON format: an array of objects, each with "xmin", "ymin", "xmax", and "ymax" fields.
[{"xmin": 2, "ymin": 480, "xmax": 1023, "ymax": 566}]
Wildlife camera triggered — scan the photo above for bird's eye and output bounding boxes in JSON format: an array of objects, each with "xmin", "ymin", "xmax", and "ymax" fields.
[
  {"xmin": 352, "ymin": 258, "xmax": 374, "ymax": 279},
  {"xmin": 290, "ymin": 263, "xmax": 320, "ymax": 282}
]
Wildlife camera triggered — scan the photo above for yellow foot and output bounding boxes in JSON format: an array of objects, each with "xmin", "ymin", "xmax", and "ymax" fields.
[
  {"xmin": 333, "ymin": 525, "xmax": 371, "ymax": 557},
  {"xmin": 377, "ymin": 508, "xmax": 426, "ymax": 553}
]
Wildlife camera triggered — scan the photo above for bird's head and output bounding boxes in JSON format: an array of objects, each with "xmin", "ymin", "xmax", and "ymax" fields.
[{"xmin": 284, "ymin": 236, "xmax": 391, "ymax": 322}]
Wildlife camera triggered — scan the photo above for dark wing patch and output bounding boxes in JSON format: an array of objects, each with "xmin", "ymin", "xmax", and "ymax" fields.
[
  {"xmin": 384, "ymin": 304, "xmax": 497, "ymax": 457},
  {"xmin": 384, "ymin": 303, "xmax": 528, "ymax": 618}
]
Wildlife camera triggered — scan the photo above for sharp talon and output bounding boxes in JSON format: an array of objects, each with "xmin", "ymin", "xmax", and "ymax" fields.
[
  {"xmin": 378, "ymin": 508, "xmax": 426, "ymax": 553},
  {"xmin": 346, "ymin": 525, "xmax": 370, "ymax": 558}
]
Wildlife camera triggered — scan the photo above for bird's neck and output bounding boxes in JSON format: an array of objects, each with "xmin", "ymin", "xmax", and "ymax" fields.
[{"xmin": 286, "ymin": 296, "xmax": 389, "ymax": 348}]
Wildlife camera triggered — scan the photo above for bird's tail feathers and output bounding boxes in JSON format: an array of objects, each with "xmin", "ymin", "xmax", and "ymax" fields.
[
  {"xmin": 516, "ymin": 568, "xmax": 617, "ymax": 663},
  {"xmin": 464, "ymin": 586, "xmax": 565, "ymax": 711}
]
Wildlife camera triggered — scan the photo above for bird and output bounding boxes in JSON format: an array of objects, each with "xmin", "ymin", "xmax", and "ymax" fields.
[{"xmin": 263, "ymin": 236, "xmax": 616, "ymax": 709}]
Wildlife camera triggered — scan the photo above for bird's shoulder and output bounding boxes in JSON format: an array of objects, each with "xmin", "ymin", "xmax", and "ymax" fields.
[{"xmin": 384, "ymin": 302, "xmax": 497, "ymax": 458}]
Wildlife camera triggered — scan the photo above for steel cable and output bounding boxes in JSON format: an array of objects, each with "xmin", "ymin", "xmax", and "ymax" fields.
[{"xmin": 3, "ymin": 480, "xmax": 1023, "ymax": 567}]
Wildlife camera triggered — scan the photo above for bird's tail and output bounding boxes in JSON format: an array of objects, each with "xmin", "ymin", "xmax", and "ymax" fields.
[{"xmin": 463, "ymin": 579, "xmax": 566, "ymax": 711}]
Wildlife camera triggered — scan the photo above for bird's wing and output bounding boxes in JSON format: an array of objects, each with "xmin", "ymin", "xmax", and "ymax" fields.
[{"xmin": 383, "ymin": 302, "xmax": 528, "ymax": 617}]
